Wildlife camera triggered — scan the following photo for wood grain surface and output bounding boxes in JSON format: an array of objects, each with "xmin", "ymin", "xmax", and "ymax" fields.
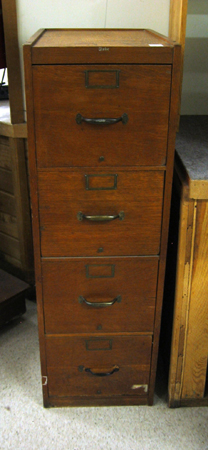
[
  {"xmin": 42, "ymin": 257, "xmax": 158, "ymax": 334},
  {"xmin": 181, "ymin": 201, "xmax": 208, "ymax": 399},
  {"xmin": 33, "ymin": 64, "xmax": 171, "ymax": 168},
  {"xmin": 38, "ymin": 169, "xmax": 164, "ymax": 257}
]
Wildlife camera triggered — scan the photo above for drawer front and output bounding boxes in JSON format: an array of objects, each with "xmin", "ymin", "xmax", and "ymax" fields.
[
  {"xmin": 46, "ymin": 335, "xmax": 152, "ymax": 398},
  {"xmin": 42, "ymin": 257, "xmax": 158, "ymax": 334},
  {"xmin": 33, "ymin": 64, "xmax": 171, "ymax": 168},
  {"xmin": 38, "ymin": 170, "xmax": 164, "ymax": 257}
]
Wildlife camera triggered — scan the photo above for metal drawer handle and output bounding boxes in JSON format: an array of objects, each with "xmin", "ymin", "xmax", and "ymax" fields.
[
  {"xmin": 77, "ymin": 211, "xmax": 124, "ymax": 222},
  {"xmin": 78, "ymin": 295, "xmax": 122, "ymax": 308},
  {"xmin": 76, "ymin": 113, "xmax": 128, "ymax": 125},
  {"xmin": 85, "ymin": 366, "xmax": 119, "ymax": 377}
]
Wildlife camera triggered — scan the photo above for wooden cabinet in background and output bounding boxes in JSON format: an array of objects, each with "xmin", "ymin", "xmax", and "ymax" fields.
[
  {"xmin": 0, "ymin": 0, "xmax": 33, "ymax": 283},
  {"xmin": 24, "ymin": 29, "xmax": 181, "ymax": 407},
  {"xmin": 168, "ymin": 116, "xmax": 208, "ymax": 407}
]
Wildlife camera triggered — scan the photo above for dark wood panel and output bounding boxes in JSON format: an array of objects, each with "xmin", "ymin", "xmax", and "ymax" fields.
[
  {"xmin": 0, "ymin": 137, "xmax": 11, "ymax": 170},
  {"xmin": 0, "ymin": 190, "xmax": 16, "ymax": 215},
  {"xmin": 0, "ymin": 212, "xmax": 18, "ymax": 238},
  {"xmin": 48, "ymin": 366, "xmax": 150, "ymax": 398},
  {"xmin": 42, "ymin": 257, "xmax": 158, "ymax": 334},
  {"xmin": 46, "ymin": 334, "xmax": 152, "ymax": 398},
  {"xmin": 0, "ymin": 168, "xmax": 14, "ymax": 194},
  {"xmin": 38, "ymin": 170, "xmax": 164, "ymax": 257},
  {"xmin": 48, "ymin": 395, "xmax": 148, "ymax": 407},
  {"xmin": 9, "ymin": 138, "xmax": 34, "ymax": 279},
  {"xmin": 33, "ymin": 65, "xmax": 171, "ymax": 167},
  {"xmin": 46, "ymin": 334, "xmax": 152, "ymax": 368},
  {"xmin": 0, "ymin": 269, "xmax": 28, "ymax": 303},
  {"xmin": 0, "ymin": 231, "xmax": 20, "ymax": 259}
]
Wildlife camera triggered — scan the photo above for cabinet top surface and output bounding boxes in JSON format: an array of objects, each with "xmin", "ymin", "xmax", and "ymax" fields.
[
  {"xmin": 175, "ymin": 116, "xmax": 208, "ymax": 200},
  {"xmin": 25, "ymin": 29, "xmax": 177, "ymax": 64},
  {"xmin": 31, "ymin": 29, "xmax": 174, "ymax": 48},
  {"xmin": 176, "ymin": 116, "xmax": 208, "ymax": 181}
]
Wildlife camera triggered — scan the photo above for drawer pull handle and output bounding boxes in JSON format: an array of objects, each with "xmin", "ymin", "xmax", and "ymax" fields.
[
  {"xmin": 76, "ymin": 113, "xmax": 128, "ymax": 125},
  {"xmin": 77, "ymin": 211, "xmax": 124, "ymax": 222},
  {"xmin": 78, "ymin": 295, "xmax": 122, "ymax": 308},
  {"xmin": 85, "ymin": 366, "xmax": 119, "ymax": 377}
]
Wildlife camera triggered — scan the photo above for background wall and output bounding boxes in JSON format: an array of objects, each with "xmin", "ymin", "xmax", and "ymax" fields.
[
  {"xmin": 15, "ymin": 0, "xmax": 208, "ymax": 115},
  {"xmin": 181, "ymin": 0, "xmax": 208, "ymax": 114},
  {"xmin": 16, "ymin": 0, "xmax": 170, "ymax": 44}
]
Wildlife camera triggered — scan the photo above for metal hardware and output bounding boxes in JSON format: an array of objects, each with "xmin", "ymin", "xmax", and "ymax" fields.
[
  {"xmin": 99, "ymin": 156, "xmax": 105, "ymax": 162},
  {"xmin": 97, "ymin": 247, "xmax": 104, "ymax": 253},
  {"xmin": 76, "ymin": 113, "xmax": 128, "ymax": 125},
  {"xmin": 78, "ymin": 295, "xmax": 122, "ymax": 308},
  {"xmin": 85, "ymin": 174, "xmax": 117, "ymax": 190},
  {"xmin": 77, "ymin": 211, "xmax": 124, "ymax": 222},
  {"xmin": 85, "ymin": 264, "xmax": 115, "ymax": 279},
  {"xmin": 85, "ymin": 366, "xmax": 119, "ymax": 377},
  {"xmin": 85, "ymin": 69, "xmax": 120, "ymax": 89},
  {"xmin": 85, "ymin": 338, "xmax": 112, "ymax": 351}
]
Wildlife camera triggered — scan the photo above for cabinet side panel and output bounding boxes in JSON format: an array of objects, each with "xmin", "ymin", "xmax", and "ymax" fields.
[
  {"xmin": 23, "ymin": 44, "xmax": 49, "ymax": 406},
  {"xmin": 149, "ymin": 44, "xmax": 182, "ymax": 404}
]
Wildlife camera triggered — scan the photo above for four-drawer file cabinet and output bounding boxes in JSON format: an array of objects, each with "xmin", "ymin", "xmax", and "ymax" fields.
[{"xmin": 24, "ymin": 29, "xmax": 181, "ymax": 407}]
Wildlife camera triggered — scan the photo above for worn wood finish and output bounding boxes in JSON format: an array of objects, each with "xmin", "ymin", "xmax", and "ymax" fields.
[
  {"xmin": 33, "ymin": 64, "xmax": 171, "ymax": 168},
  {"xmin": 38, "ymin": 170, "xmax": 164, "ymax": 257},
  {"xmin": 48, "ymin": 367, "xmax": 150, "ymax": 399},
  {"xmin": 31, "ymin": 29, "xmax": 174, "ymax": 65},
  {"xmin": 24, "ymin": 29, "xmax": 181, "ymax": 407},
  {"xmin": 34, "ymin": 29, "xmax": 174, "ymax": 49},
  {"xmin": 42, "ymin": 257, "xmax": 158, "ymax": 334},
  {"xmin": 46, "ymin": 334, "xmax": 151, "ymax": 399}
]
